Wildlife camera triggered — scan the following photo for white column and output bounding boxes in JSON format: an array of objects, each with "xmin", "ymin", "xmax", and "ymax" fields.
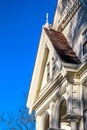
[
  {"xmin": 48, "ymin": 102, "xmax": 57, "ymax": 129},
  {"xmin": 71, "ymin": 121, "xmax": 77, "ymax": 130},
  {"xmin": 36, "ymin": 115, "xmax": 41, "ymax": 130}
]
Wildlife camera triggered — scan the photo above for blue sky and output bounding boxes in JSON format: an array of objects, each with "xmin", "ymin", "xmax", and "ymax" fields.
[{"xmin": 0, "ymin": 0, "xmax": 57, "ymax": 113}]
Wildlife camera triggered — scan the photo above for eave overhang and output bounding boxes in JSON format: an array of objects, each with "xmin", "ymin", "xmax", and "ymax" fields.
[{"xmin": 27, "ymin": 27, "xmax": 66, "ymax": 113}]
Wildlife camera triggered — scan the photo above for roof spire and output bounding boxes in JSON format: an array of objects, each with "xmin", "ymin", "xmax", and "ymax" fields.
[
  {"xmin": 43, "ymin": 13, "xmax": 50, "ymax": 28},
  {"xmin": 46, "ymin": 13, "xmax": 49, "ymax": 24}
]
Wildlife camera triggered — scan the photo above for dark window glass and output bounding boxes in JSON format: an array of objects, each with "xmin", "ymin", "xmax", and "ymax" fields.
[
  {"xmin": 47, "ymin": 62, "xmax": 50, "ymax": 82},
  {"xmin": 83, "ymin": 42, "xmax": 87, "ymax": 55},
  {"xmin": 52, "ymin": 58, "xmax": 56, "ymax": 76}
]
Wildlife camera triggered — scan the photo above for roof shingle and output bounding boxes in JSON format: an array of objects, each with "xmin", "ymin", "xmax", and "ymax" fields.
[{"xmin": 44, "ymin": 27, "xmax": 81, "ymax": 64}]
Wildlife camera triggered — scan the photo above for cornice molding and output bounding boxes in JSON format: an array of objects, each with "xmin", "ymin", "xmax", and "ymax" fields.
[
  {"xmin": 33, "ymin": 61, "xmax": 87, "ymax": 111},
  {"xmin": 33, "ymin": 73, "xmax": 66, "ymax": 110}
]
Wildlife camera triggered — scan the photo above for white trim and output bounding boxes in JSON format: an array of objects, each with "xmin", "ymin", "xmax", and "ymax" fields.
[
  {"xmin": 27, "ymin": 28, "xmax": 47, "ymax": 112},
  {"xmin": 27, "ymin": 27, "xmax": 64, "ymax": 113}
]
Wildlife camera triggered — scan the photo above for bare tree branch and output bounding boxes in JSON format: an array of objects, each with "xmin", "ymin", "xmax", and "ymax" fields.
[{"xmin": 0, "ymin": 92, "xmax": 35, "ymax": 130}]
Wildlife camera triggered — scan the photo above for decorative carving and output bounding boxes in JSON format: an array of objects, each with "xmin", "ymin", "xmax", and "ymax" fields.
[{"xmin": 58, "ymin": 0, "xmax": 81, "ymax": 31}]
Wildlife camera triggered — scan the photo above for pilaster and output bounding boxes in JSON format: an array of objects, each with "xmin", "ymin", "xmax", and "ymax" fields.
[
  {"xmin": 49, "ymin": 102, "xmax": 56, "ymax": 128},
  {"xmin": 36, "ymin": 115, "xmax": 41, "ymax": 130},
  {"xmin": 71, "ymin": 121, "xmax": 77, "ymax": 130}
]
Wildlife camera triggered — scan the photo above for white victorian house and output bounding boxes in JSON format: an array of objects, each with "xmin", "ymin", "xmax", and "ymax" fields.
[{"xmin": 27, "ymin": 0, "xmax": 87, "ymax": 130}]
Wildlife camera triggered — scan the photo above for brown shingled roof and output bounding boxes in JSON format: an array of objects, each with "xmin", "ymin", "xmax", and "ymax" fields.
[{"xmin": 44, "ymin": 27, "xmax": 81, "ymax": 64}]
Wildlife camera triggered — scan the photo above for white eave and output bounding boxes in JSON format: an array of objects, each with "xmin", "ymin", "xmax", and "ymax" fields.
[
  {"xmin": 26, "ymin": 26, "xmax": 64, "ymax": 114},
  {"xmin": 27, "ymin": 28, "xmax": 46, "ymax": 113}
]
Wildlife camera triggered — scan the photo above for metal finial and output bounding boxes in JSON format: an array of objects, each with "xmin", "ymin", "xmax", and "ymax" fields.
[
  {"xmin": 46, "ymin": 13, "xmax": 49, "ymax": 23},
  {"xmin": 43, "ymin": 13, "xmax": 50, "ymax": 28}
]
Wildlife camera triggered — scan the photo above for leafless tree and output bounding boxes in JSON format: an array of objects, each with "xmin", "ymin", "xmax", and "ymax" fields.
[{"xmin": 0, "ymin": 93, "xmax": 35, "ymax": 130}]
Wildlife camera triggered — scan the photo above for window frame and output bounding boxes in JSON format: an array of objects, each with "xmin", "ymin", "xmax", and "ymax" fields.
[
  {"xmin": 83, "ymin": 41, "xmax": 87, "ymax": 56},
  {"xmin": 47, "ymin": 62, "xmax": 50, "ymax": 82},
  {"xmin": 82, "ymin": 28, "xmax": 87, "ymax": 61},
  {"xmin": 52, "ymin": 57, "xmax": 56, "ymax": 76}
]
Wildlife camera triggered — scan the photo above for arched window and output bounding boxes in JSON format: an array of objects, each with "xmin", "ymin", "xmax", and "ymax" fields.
[
  {"xmin": 47, "ymin": 62, "xmax": 50, "ymax": 82},
  {"xmin": 83, "ymin": 83, "xmax": 87, "ymax": 130},
  {"xmin": 52, "ymin": 57, "xmax": 56, "ymax": 76},
  {"xmin": 82, "ymin": 28, "xmax": 87, "ymax": 57},
  {"xmin": 44, "ymin": 114, "xmax": 49, "ymax": 130},
  {"xmin": 83, "ymin": 41, "xmax": 87, "ymax": 55},
  {"xmin": 54, "ymin": 97, "xmax": 71, "ymax": 129},
  {"xmin": 41, "ymin": 112, "xmax": 49, "ymax": 130},
  {"xmin": 59, "ymin": 99, "xmax": 71, "ymax": 130},
  {"xmin": 83, "ymin": 84, "xmax": 87, "ymax": 110}
]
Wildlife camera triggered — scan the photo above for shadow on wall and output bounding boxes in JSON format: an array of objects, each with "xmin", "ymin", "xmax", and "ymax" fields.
[{"xmin": 65, "ymin": 7, "xmax": 87, "ymax": 58}]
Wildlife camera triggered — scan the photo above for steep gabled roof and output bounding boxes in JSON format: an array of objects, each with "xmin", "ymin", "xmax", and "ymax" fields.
[
  {"xmin": 27, "ymin": 27, "xmax": 81, "ymax": 113},
  {"xmin": 44, "ymin": 27, "xmax": 81, "ymax": 64}
]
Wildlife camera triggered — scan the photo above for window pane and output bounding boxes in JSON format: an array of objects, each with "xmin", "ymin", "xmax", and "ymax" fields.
[
  {"xmin": 72, "ymin": 99, "xmax": 77, "ymax": 106},
  {"xmin": 72, "ymin": 92, "xmax": 77, "ymax": 98},
  {"xmin": 83, "ymin": 42, "xmax": 87, "ymax": 55},
  {"xmin": 47, "ymin": 62, "xmax": 50, "ymax": 82},
  {"xmin": 72, "ymin": 107, "xmax": 77, "ymax": 113},
  {"xmin": 52, "ymin": 58, "xmax": 56, "ymax": 76}
]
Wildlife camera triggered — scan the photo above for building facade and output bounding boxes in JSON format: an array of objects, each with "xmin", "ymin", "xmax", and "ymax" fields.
[{"xmin": 27, "ymin": 0, "xmax": 87, "ymax": 130}]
